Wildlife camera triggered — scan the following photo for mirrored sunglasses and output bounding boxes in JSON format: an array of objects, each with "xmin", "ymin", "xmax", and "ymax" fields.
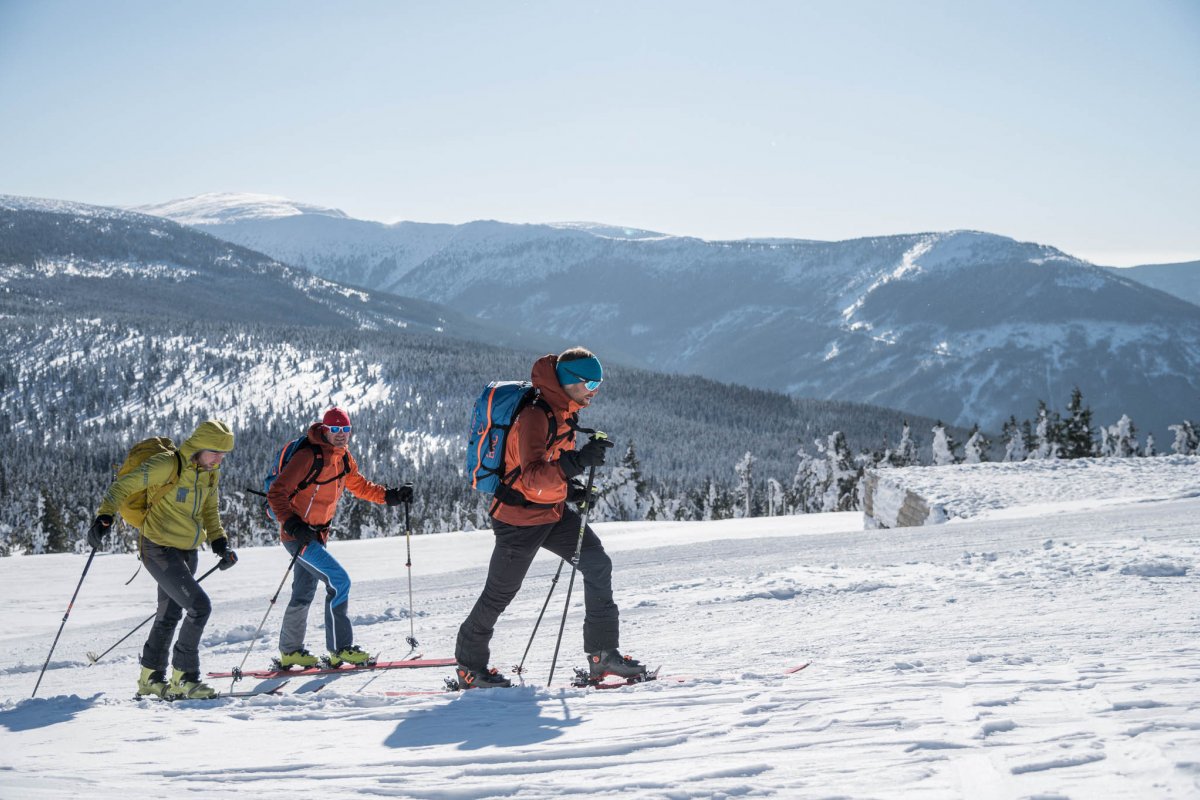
[{"xmin": 326, "ymin": 425, "xmax": 352, "ymax": 433}]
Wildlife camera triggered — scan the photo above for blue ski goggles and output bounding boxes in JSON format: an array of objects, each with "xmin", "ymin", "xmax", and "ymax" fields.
[
  {"xmin": 326, "ymin": 425, "xmax": 353, "ymax": 433},
  {"xmin": 560, "ymin": 369, "xmax": 602, "ymax": 391}
]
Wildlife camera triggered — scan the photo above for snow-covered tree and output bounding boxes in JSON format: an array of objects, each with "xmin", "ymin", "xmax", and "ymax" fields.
[
  {"xmin": 1060, "ymin": 387, "xmax": 1096, "ymax": 459},
  {"xmin": 1031, "ymin": 403, "xmax": 1062, "ymax": 460},
  {"xmin": 733, "ymin": 451, "xmax": 755, "ymax": 518},
  {"xmin": 1002, "ymin": 416, "xmax": 1028, "ymax": 462},
  {"xmin": 1101, "ymin": 414, "xmax": 1138, "ymax": 457},
  {"xmin": 822, "ymin": 432, "xmax": 858, "ymax": 512},
  {"xmin": 1167, "ymin": 420, "xmax": 1199, "ymax": 455},
  {"xmin": 930, "ymin": 422, "xmax": 958, "ymax": 466},
  {"xmin": 1143, "ymin": 434, "xmax": 1156, "ymax": 458},
  {"xmin": 766, "ymin": 478, "xmax": 785, "ymax": 516},
  {"xmin": 597, "ymin": 441, "xmax": 649, "ymax": 521},
  {"xmin": 962, "ymin": 424, "xmax": 991, "ymax": 464},
  {"xmin": 39, "ymin": 487, "xmax": 70, "ymax": 554},
  {"xmin": 791, "ymin": 446, "xmax": 826, "ymax": 514},
  {"xmin": 888, "ymin": 421, "xmax": 920, "ymax": 467}
]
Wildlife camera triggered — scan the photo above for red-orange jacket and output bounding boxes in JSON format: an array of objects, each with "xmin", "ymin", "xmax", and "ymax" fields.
[
  {"xmin": 493, "ymin": 354, "xmax": 587, "ymax": 526},
  {"xmin": 268, "ymin": 423, "xmax": 387, "ymax": 541}
]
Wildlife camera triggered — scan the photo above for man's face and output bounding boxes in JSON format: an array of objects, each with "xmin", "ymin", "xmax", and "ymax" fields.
[
  {"xmin": 564, "ymin": 381, "xmax": 599, "ymax": 408},
  {"xmin": 195, "ymin": 450, "xmax": 227, "ymax": 470},
  {"xmin": 324, "ymin": 425, "xmax": 352, "ymax": 447}
]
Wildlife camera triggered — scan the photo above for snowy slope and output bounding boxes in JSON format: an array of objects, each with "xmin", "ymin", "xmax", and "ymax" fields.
[
  {"xmin": 134, "ymin": 192, "xmax": 349, "ymax": 225},
  {"xmin": 2, "ymin": 465, "xmax": 1197, "ymax": 799}
]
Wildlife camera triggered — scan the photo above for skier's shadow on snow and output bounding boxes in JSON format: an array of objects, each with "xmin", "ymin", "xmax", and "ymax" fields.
[
  {"xmin": 0, "ymin": 693, "xmax": 102, "ymax": 731},
  {"xmin": 384, "ymin": 686, "xmax": 580, "ymax": 750}
]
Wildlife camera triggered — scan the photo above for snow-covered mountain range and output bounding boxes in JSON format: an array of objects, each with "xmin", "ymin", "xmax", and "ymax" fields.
[
  {"xmin": 139, "ymin": 193, "xmax": 1200, "ymax": 438},
  {"xmin": 0, "ymin": 194, "xmax": 555, "ymax": 352}
]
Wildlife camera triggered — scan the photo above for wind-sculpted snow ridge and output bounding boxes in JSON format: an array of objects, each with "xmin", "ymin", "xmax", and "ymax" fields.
[{"xmin": 2, "ymin": 487, "xmax": 1198, "ymax": 797}]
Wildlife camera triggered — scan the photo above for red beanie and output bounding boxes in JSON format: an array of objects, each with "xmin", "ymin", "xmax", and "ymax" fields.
[{"xmin": 322, "ymin": 407, "xmax": 351, "ymax": 427}]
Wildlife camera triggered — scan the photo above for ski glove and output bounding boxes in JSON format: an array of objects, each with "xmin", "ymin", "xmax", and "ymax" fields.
[
  {"xmin": 87, "ymin": 515, "xmax": 113, "ymax": 550},
  {"xmin": 567, "ymin": 479, "xmax": 600, "ymax": 508},
  {"xmin": 385, "ymin": 483, "xmax": 414, "ymax": 506},
  {"xmin": 284, "ymin": 517, "xmax": 321, "ymax": 546},
  {"xmin": 211, "ymin": 537, "xmax": 238, "ymax": 570},
  {"xmin": 559, "ymin": 437, "xmax": 615, "ymax": 478}
]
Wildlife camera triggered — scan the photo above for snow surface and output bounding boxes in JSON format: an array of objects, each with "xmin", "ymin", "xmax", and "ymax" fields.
[
  {"xmin": 133, "ymin": 192, "xmax": 349, "ymax": 225},
  {"xmin": 2, "ymin": 468, "xmax": 1198, "ymax": 798},
  {"xmin": 870, "ymin": 456, "xmax": 1200, "ymax": 526}
]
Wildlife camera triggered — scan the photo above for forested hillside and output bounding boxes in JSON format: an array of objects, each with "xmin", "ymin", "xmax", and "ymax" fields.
[{"xmin": 0, "ymin": 313, "xmax": 959, "ymax": 555}]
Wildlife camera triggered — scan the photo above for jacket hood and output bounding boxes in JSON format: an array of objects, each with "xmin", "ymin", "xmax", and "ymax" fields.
[
  {"xmin": 306, "ymin": 422, "xmax": 347, "ymax": 455},
  {"xmin": 180, "ymin": 419, "xmax": 235, "ymax": 460},
  {"xmin": 531, "ymin": 354, "xmax": 584, "ymax": 415}
]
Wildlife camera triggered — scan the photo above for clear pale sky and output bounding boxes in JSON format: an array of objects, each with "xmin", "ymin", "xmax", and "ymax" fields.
[{"xmin": 1, "ymin": 0, "xmax": 1197, "ymax": 265}]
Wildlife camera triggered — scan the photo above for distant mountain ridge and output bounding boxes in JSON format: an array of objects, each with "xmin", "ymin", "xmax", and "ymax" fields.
[
  {"xmin": 0, "ymin": 194, "xmax": 557, "ymax": 353},
  {"xmin": 1101, "ymin": 260, "xmax": 1200, "ymax": 308},
  {"xmin": 139, "ymin": 193, "xmax": 1200, "ymax": 438}
]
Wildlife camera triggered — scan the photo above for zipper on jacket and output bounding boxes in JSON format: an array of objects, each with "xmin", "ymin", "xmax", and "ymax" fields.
[{"xmin": 190, "ymin": 467, "xmax": 202, "ymax": 549}]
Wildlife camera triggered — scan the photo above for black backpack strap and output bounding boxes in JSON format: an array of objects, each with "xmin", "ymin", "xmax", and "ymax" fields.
[
  {"xmin": 311, "ymin": 454, "xmax": 351, "ymax": 486},
  {"xmin": 294, "ymin": 441, "xmax": 325, "ymax": 492}
]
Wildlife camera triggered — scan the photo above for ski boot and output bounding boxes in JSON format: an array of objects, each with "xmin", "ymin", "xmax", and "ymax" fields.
[
  {"xmin": 327, "ymin": 644, "xmax": 373, "ymax": 667},
  {"xmin": 455, "ymin": 665, "xmax": 512, "ymax": 690},
  {"xmin": 136, "ymin": 666, "xmax": 168, "ymax": 698},
  {"xmin": 277, "ymin": 648, "xmax": 320, "ymax": 669},
  {"xmin": 165, "ymin": 668, "xmax": 219, "ymax": 700},
  {"xmin": 587, "ymin": 650, "xmax": 647, "ymax": 681}
]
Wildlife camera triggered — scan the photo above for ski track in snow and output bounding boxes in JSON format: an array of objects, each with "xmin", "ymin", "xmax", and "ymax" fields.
[{"xmin": 0, "ymin": 494, "xmax": 1198, "ymax": 798}]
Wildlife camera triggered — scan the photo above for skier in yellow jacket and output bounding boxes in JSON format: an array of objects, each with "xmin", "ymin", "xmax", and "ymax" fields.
[{"xmin": 88, "ymin": 419, "xmax": 237, "ymax": 699}]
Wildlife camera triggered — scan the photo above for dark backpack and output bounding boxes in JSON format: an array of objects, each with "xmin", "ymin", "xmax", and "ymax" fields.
[
  {"xmin": 465, "ymin": 381, "xmax": 563, "ymax": 507},
  {"xmin": 262, "ymin": 435, "xmax": 350, "ymax": 520}
]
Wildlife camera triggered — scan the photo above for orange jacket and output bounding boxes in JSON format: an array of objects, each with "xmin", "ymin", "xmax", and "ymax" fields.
[
  {"xmin": 268, "ymin": 423, "xmax": 387, "ymax": 540},
  {"xmin": 493, "ymin": 354, "xmax": 587, "ymax": 526}
]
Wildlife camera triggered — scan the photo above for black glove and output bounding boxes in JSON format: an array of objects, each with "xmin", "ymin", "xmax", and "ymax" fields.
[
  {"xmin": 87, "ymin": 515, "xmax": 113, "ymax": 550},
  {"xmin": 284, "ymin": 516, "xmax": 320, "ymax": 546},
  {"xmin": 211, "ymin": 538, "xmax": 238, "ymax": 570},
  {"xmin": 567, "ymin": 479, "xmax": 599, "ymax": 508},
  {"xmin": 559, "ymin": 436, "xmax": 615, "ymax": 478},
  {"xmin": 385, "ymin": 483, "xmax": 414, "ymax": 506}
]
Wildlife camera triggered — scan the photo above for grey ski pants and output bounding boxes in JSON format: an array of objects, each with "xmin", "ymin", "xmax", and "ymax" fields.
[
  {"xmin": 455, "ymin": 506, "xmax": 619, "ymax": 670},
  {"xmin": 140, "ymin": 540, "xmax": 210, "ymax": 675}
]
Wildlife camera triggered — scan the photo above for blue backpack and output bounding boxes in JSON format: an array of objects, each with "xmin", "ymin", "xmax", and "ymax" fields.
[
  {"xmin": 466, "ymin": 381, "xmax": 558, "ymax": 500},
  {"xmin": 261, "ymin": 435, "xmax": 350, "ymax": 520}
]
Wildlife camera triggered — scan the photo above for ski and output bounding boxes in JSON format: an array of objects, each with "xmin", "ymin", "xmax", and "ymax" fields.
[
  {"xmin": 783, "ymin": 662, "xmax": 811, "ymax": 674},
  {"xmin": 571, "ymin": 665, "xmax": 661, "ymax": 689},
  {"xmin": 136, "ymin": 678, "xmax": 291, "ymax": 701},
  {"xmin": 207, "ymin": 656, "xmax": 455, "ymax": 681}
]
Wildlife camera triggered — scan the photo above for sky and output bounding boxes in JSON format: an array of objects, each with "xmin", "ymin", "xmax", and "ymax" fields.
[{"xmin": 1, "ymin": 0, "xmax": 1198, "ymax": 266}]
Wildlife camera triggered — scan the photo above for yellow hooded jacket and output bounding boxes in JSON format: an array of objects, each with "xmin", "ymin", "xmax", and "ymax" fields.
[{"xmin": 97, "ymin": 420, "xmax": 235, "ymax": 550}]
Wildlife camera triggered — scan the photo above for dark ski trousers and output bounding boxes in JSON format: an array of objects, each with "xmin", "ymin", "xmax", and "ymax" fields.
[
  {"xmin": 140, "ymin": 540, "xmax": 210, "ymax": 675},
  {"xmin": 456, "ymin": 506, "xmax": 619, "ymax": 670}
]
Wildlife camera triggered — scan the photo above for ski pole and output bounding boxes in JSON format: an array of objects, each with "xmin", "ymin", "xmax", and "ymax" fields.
[
  {"xmin": 86, "ymin": 563, "xmax": 222, "ymax": 665},
  {"xmin": 547, "ymin": 434, "xmax": 605, "ymax": 686},
  {"xmin": 515, "ymin": 560, "xmax": 565, "ymax": 677},
  {"xmin": 228, "ymin": 547, "xmax": 300, "ymax": 684},
  {"xmin": 33, "ymin": 547, "xmax": 98, "ymax": 697},
  {"xmin": 403, "ymin": 500, "xmax": 418, "ymax": 651},
  {"xmin": 355, "ymin": 502, "xmax": 419, "ymax": 695}
]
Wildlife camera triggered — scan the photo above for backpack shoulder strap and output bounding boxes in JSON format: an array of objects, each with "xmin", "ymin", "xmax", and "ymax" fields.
[{"xmin": 294, "ymin": 440, "xmax": 325, "ymax": 491}]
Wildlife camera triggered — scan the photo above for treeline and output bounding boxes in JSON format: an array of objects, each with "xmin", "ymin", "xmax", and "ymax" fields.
[{"xmin": 0, "ymin": 314, "xmax": 960, "ymax": 555}]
